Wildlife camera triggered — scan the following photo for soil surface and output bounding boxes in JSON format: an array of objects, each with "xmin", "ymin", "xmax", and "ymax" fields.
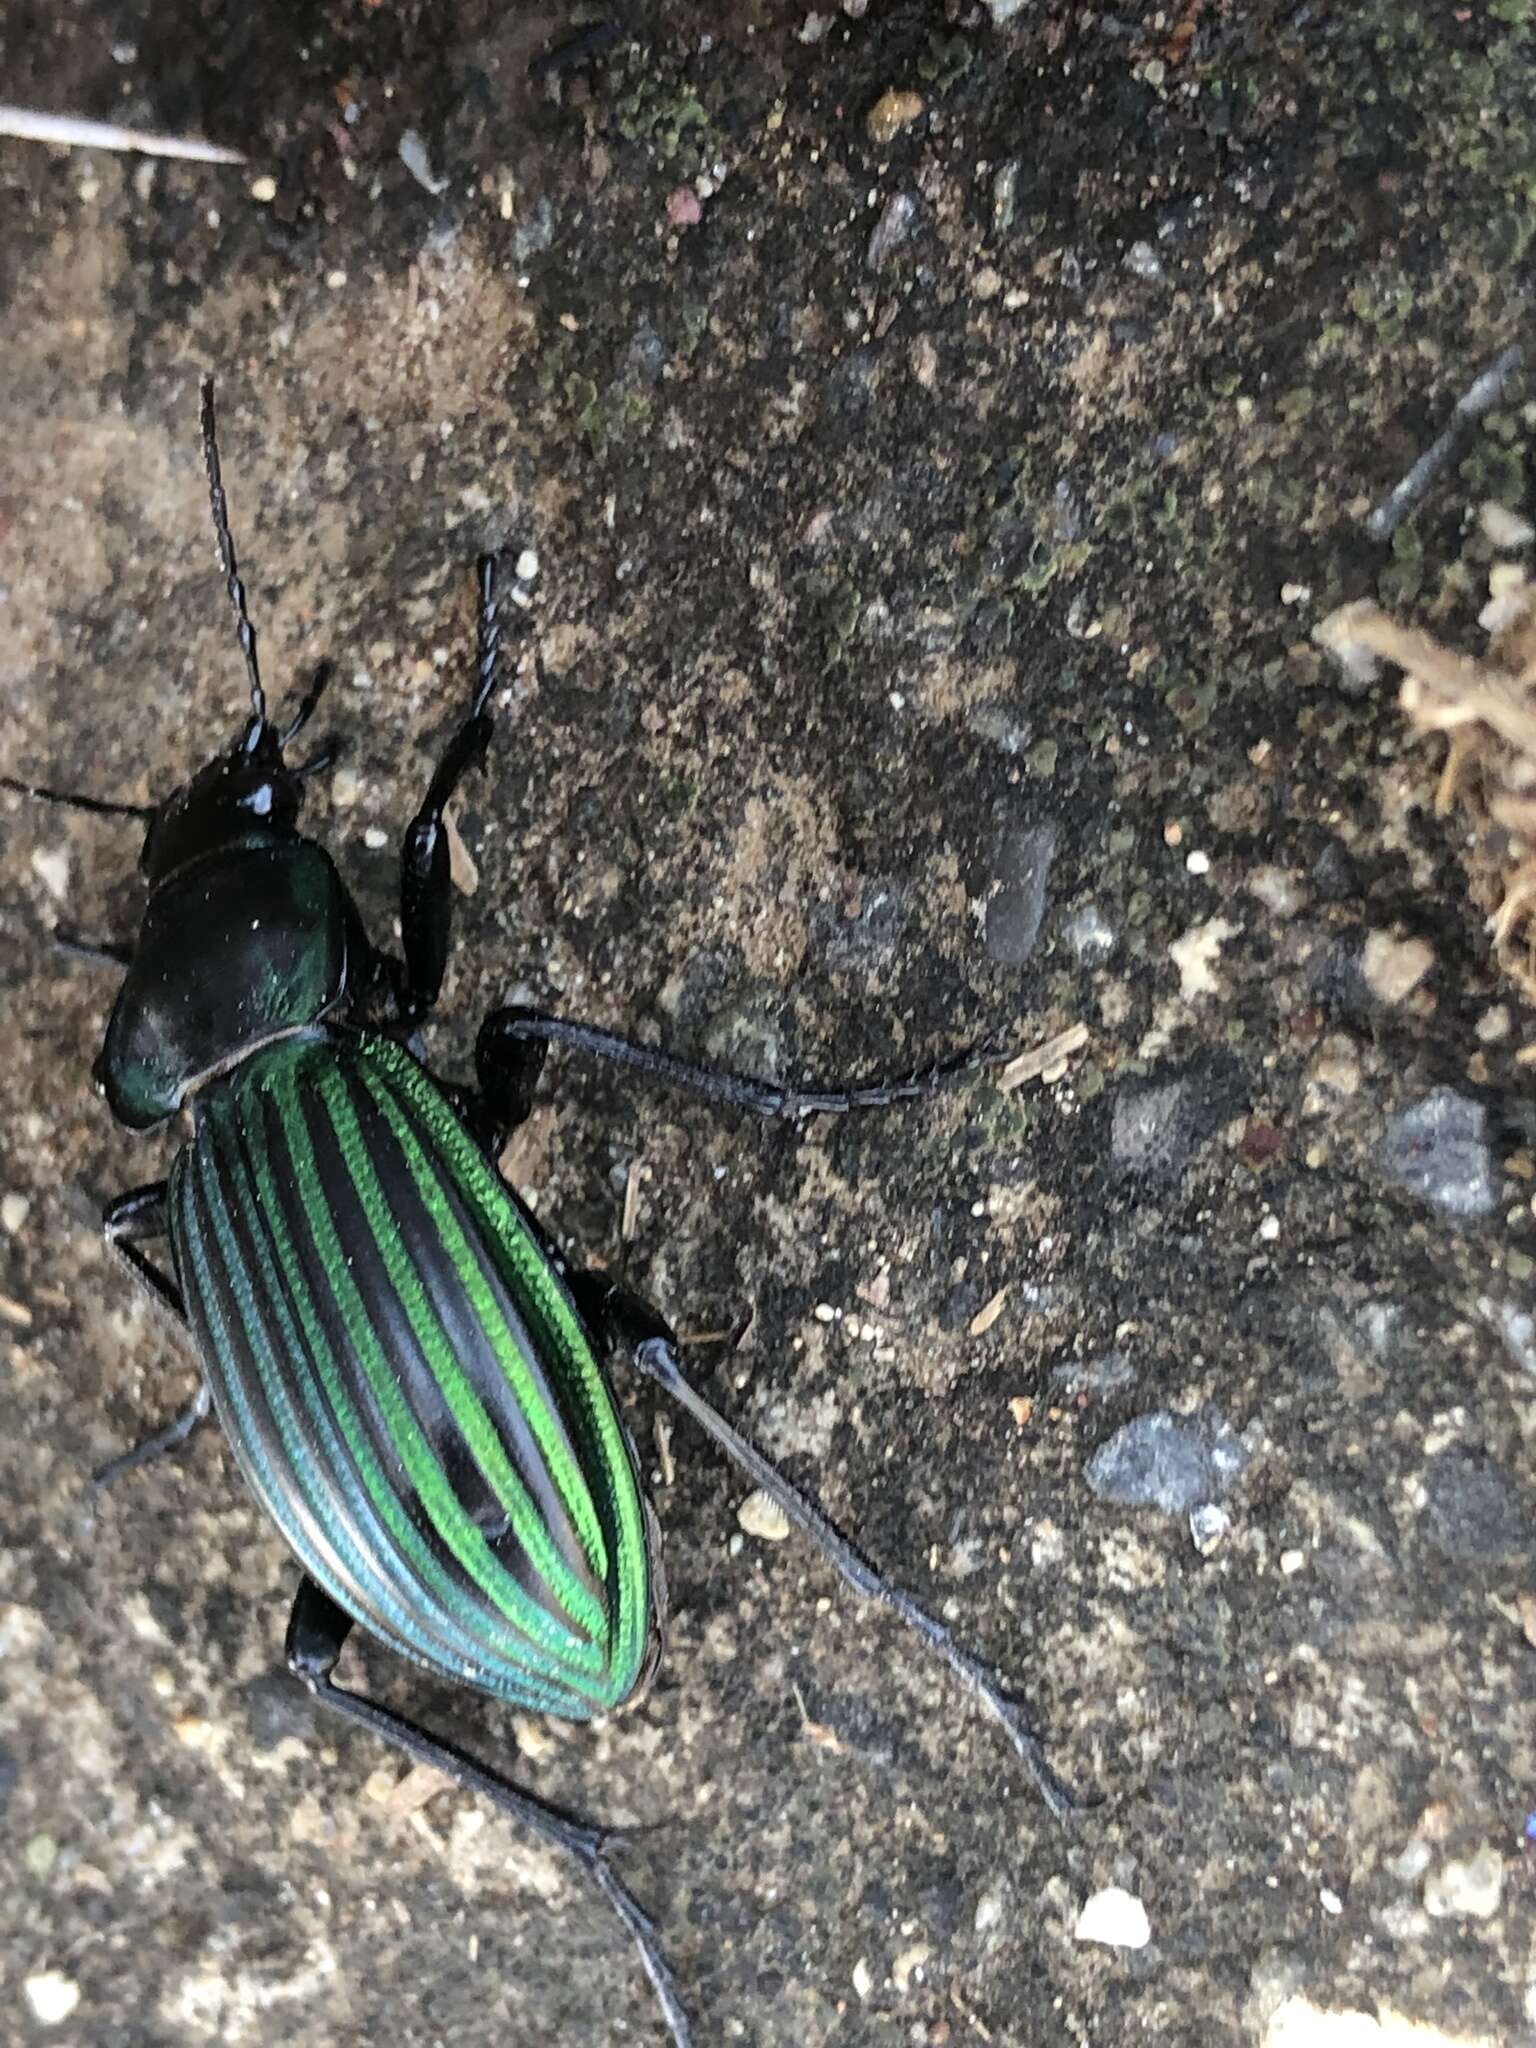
[{"xmin": 2, "ymin": 5, "xmax": 1533, "ymax": 2046}]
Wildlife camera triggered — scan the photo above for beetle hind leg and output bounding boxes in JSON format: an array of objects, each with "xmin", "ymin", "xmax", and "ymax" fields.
[
  {"xmin": 285, "ymin": 1577, "xmax": 692, "ymax": 2047},
  {"xmin": 477, "ymin": 1004, "xmax": 1007, "ymax": 1121},
  {"xmin": 589, "ymin": 1280, "xmax": 1078, "ymax": 1823}
]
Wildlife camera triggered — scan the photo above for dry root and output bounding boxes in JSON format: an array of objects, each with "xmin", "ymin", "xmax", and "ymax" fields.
[{"xmin": 1317, "ymin": 569, "xmax": 1536, "ymax": 1005}]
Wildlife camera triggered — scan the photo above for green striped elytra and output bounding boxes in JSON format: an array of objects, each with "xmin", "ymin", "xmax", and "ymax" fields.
[{"xmin": 1, "ymin": 380, "xmax": 1074, "ymax": 2046}]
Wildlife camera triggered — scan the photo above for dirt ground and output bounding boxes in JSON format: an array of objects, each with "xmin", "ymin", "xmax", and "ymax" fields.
[{"xmin": 2, "ymin": 3, "xmax": 1533, "ymax": 2044}]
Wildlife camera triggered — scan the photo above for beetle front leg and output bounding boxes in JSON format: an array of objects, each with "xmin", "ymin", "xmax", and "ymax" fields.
[
  {"xmin": 586, "ymin": 1280, "xmax": 1077, "ymax": 1823},
  {"xmin": 396, "ymin": 556, "xmax": 504, "ymax": 1027},
  {"xmin": 91, "ymin": 1183, "xmax": 212, "ymax": 1489},
  {"xmin": 285, "ymin": 1576, "xmax": 692, "ymax": 2048},
  {"xmin": 477, "ymin": 1006, "xmax": 1006, "ymax": 1121}
]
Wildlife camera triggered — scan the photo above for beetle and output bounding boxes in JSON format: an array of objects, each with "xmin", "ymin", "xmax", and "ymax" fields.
[{"xmin": 2, "ymin": 380, "xmax": 1074, "ymax": 2045}]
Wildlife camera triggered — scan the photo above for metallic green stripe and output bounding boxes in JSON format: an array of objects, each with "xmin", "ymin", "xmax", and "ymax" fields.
[
  {"xmin": 316, "ymin": 1062, "xmax": 609, "ymax": 1649},
  {"xmin": 354, "ymin": 1060, "xmax": 610, "ymax": 1579},
  {"xmin": 361, "ymin": 1034, "xmax": 650, "ymax": 1698},
  {"xmin": 266, "ymin": 1056, "xmax": 607, "ymax": 1682},
  {"xmin": 201, "ymin": 1095, "xmax": 546, "ymax": 1690}
]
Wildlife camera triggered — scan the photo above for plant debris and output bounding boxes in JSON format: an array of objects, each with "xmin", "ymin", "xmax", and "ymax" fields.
[{"xmin": 1318, "ymin": 583, "xmax": 1536, "ymax": 1005}]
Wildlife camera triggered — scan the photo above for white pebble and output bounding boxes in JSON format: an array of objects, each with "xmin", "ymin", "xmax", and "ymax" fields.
[
  {"xmin": 24, "ymin": 1973, "xmax": 81, "ymax": 2025},
  {"xmin": 363, "ymin": 826, "xmax": 389, "ymax": 850},
  {"xmin": 250, "ymin": 174, "xmax": 277, "ymax": 203},
  {"xmin": 29, "ymin": 846, "xmax": 70, "ymax": 901},
  {"xmin": 1425, "ymin": 1845, "xmax": 1504, "ymax": 1919},
  {"xmin": 515, "ymin": 548, "xmax": 540, "ymax": 583},
  {"xmin": 1, "ymin": 1193, "xmax": 30, "ymax": 1233},
  {"xmin": 736, "ymin": 1489, "xmax": 790, "ymax": 1542},
  {"xmin": 1478, "ymin": 500, "xmax": 1535, "ymax": 549},
  {"xmin": 1185, "ymin": 849, "xmax": 1210, "ymax": 875},
  {"xmin": 1074, "ymin": 1885, "xmax": 1151, "ymax": 1949}
]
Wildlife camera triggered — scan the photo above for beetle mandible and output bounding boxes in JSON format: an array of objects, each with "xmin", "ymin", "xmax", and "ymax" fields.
[{"xmin": 2, "ymin": 380, "xmax": 1074, "ymax": 2045}]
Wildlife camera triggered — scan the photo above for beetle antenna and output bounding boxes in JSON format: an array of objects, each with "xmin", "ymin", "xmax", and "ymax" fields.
[
  {"xmin": 199, "ymin": 375, "xmax": 267, "ymax": 730},
  {"xmin": 0, "ymin": 772, "xmax": 154, "ymax": 820},
  {"xmin": 469, "ymin": 552, "xmax": 501, "ymax": 719}
]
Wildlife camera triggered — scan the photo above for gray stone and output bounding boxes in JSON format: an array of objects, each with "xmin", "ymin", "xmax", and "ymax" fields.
[
  {"xmin": 1382, "ymin": 1088, "xmax": 1497, "ymax": 1218},
  {"xmin": 984, "ymin": 820, "xmax": 1057, "ymax": 966},
  {"xmin": 1086, "ymin": 1410, "xmax": 1249, "ymax": 1515}
]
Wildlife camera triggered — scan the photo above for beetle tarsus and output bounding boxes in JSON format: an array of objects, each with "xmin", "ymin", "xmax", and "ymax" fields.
[
  {"xmin": 598, "ymin": 1285, "xmax": 1078, "ymax": 1824},
  {"xmin": 90, "ymin": 1381, "xmax": 212, "ymax": 1491},
  {"xmin": 284, "ymin": 1575, "xmax": 692, "ymax": 2045}
]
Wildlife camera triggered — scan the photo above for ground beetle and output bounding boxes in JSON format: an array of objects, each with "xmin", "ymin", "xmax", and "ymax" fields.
[{"xmin": 2, "ymin": 381, "xmax": 1073, "ymax": 2044}]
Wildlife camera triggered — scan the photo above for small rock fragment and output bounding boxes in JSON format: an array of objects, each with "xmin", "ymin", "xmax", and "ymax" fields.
[
  {"xmin": 1421, "ymin": 1449, "xmax": 1530, "ymax": 1565},
  {"xmin": 666, "ymin": 184, "xmax": 702, "ymax": 229},
  {"xmin": 1064, "ymin": 903, "xmax": 1116, "ymax": 962},
  {"xmin": 1478, "ymin": 500, "xmax": 1534, "ymax": 549},
  {"xmin": 866, "ymin": 89, "xmax": 924, "ymax": 146},
  {"xmin": 1479, "ymin": 1296, "xmax": 1536, "ymax": 1374},
  {"xmin": 1382, "ymin": 1089, "xmax": 1496, "ymax": 1218},
  {"xmin": 1168, "ymin": 915, "xmax": 1234, "ymax": 998},
  {"xmin": 1051, "ymin": 1351, "xmax": 1137, "ymax": 1398},
  {"xmin": 1188, "ymin": 1501, "xmax": 1230, "ymax": 1554},
  {"xmin": 24, "ymin": 1973, "xmax": 80, "ymax": 2026},
  {"xmin": 984, "ymin": 820, "xmax": 1057, "ymax": 966},
  {"xmin": 1086, "ymin": 1410, "xmax": 1248, "ymax": 1515},
  {"xmin": 737, "ymin": 1489, "xmax": 791, "ymax": 1542},
  {"xmin": 866, "ymin": 190, "xmax": 916, "ymax": 271},
  {"xmin": 1123, "ymin": 240, "xmax": 1164, "ymax": 282},
  {"xmin": 1424, "ymin": 1844, "xmax": 1504, "ymax": 1919},
  {"xmin": 1074, "ymin": 1886, "xmax": 1151, "ymax": 1949},
  {"xmin": 1361, "ymin": 930, "xmax": 1434, "ymax": 1006},
  {"xmin": 969, "ymin": 1287, "xmax": 1008, "ymax": 1337},
  {"xmin": 398, "ymin": 130, "xmax": 449, "ymax": 196}
]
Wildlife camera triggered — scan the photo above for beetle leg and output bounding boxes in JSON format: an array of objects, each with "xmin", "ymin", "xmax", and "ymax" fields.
[
  {"xmin": 477, "ymin": 1006, "xmax": 1006, "ymax": 1120},
  {"xmin": 52, "ymin": 926, "xmax": 134, "ymax": 969},
  {"xmin": 396, "ymin": 556, "xmax": 505, "ymax": 1027},
  {"xmin": 592, "ymin": 1281, "xmax": 1078, "ymax": 1823},
  {"xmin": 91, "ymin": 1183, "xmax": 213, "ymax": 1489},
  {"xmin": 285, "ymin": 1575, "xmax": 693, "ymax": 2048}
]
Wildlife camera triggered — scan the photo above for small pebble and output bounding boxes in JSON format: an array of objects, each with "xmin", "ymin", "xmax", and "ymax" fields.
[
  {"xmin": 364, "ymin": 826, "xmax": 389, "ymax": 851},
  {"xmin": 24, "ymin": 1973, "xmax": 80, "ymax": 2026},
  {"xmin": 250, "ymin": 174, "xmax": 277, "ymax": 203},
  {"xmin": 1424, "ymin": 1844, "xmax": 1503, "ymax": 1919},
  {"xmin": 398, "ymin": 130, "xmax": 449, "ymax": 196},
  {"xmin": 1361, "ymin": 930, "xmax": 1434, "ymax": 1006},
  {"xmin": 1074, "ymin": 1886, "xmax": 1151, "ymax": 1949},
  {"xmin": 1064, "ymin": 903, "xmax": 1116, "ymax": 963},
  {"xmin": 1086, "ymin": 1410, "xmax": 1248, "ymax": 1515},
  {"xmin": 1382, "ymin": 1088, "xmax": 1496, "ymax": 1218},
  {"xmin": 1478, "ymin": 500, "xmax": 1535, "ymax": 549},
  {"xmin": 737, "ymin": 1490, "xmax": 791, "ymax": 1542},
  {"xmin": 666, "ymin": 184, "xmax": 702, "ymax": 229},
  {"xmin": 514, "ymin": 547, "xmax": 540, "ymax": 584},
  {"xmin": 866, "ymin": 190, "xmax": 916, "ymax": 272},
  {"xmin": 30, "ymin": 846, "xmax": 70, "ymax": 900},
  {"xmin": 1, "ymin": 1193, "xmax": 30, "ymax": 1234},
  {"xmin": 866, "ymin": 88, "xmax": 924, "ymax": 146},
  {"xmin": 1189, "ymin": 1501, "xmax": 1230, "ymax": 1554}
]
